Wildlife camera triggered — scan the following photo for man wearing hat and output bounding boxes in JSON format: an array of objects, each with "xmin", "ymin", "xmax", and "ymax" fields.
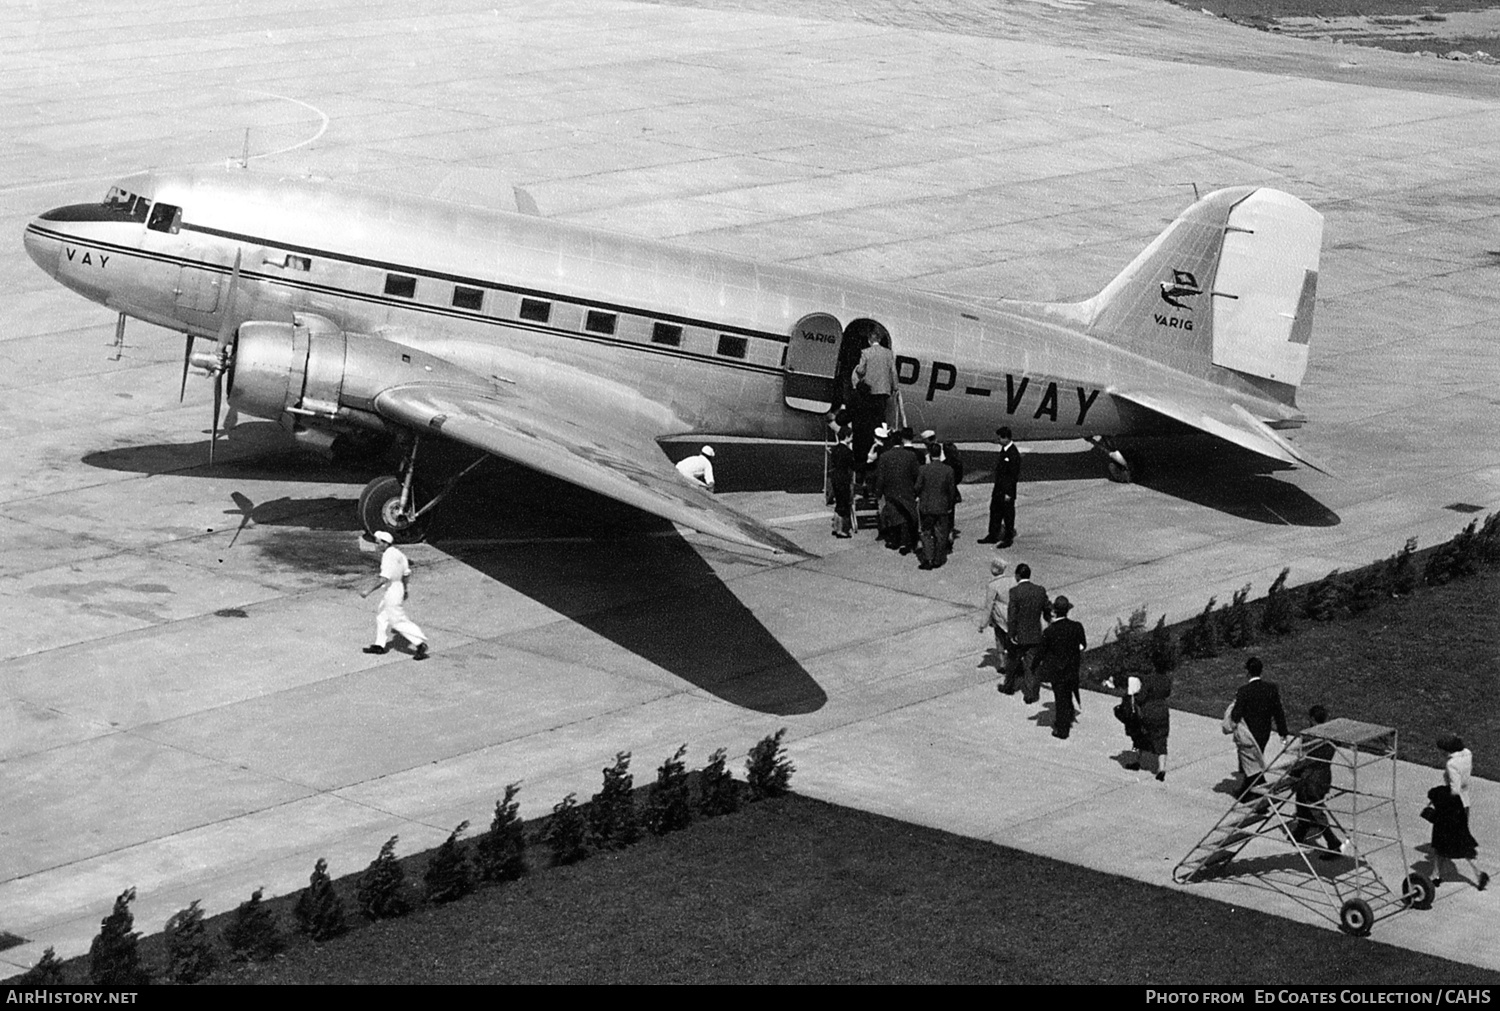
[
  {"xmin": 1033, "ymin": 595, "xmax": 1087, "ymax": 738},
  {"xmin": 914, "ymin": 438, "xmax": 958, "ymax": 569},
  {"xmin": 978, "ymin": 426, "xmax": 1021, "ymax": 547},
  {"xmin": 675, "ymin": 445, "xmax": 716, "ymax": 491},
  {"xmin": 874, "ymin": 428, "xmax": 921, "ymax": 554},
  {"xmin": 361, "ymin": 530, "xmax": 429, "ymax": 660}
]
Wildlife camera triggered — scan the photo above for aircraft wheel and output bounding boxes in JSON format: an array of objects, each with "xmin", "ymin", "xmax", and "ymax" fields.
[
  {"xmin": 1106, "ymin": 458, "xmax": 1132, "ymax": 483},
  {"xmin": 1338, "ymin": 898, "xmax": 1374, "ymax": 937},
  {"xmin": 1402, "ymin": 873, "xmax": 1435, "ymax": 911},
  {"xmin": 359, "ymin": 475, "xmax": 428, "ymax": 543}
]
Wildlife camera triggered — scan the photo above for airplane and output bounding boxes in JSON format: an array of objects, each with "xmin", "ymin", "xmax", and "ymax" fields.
[{"xmin": 23, "ymin": 168, "xmax": 1325, "ymax": 555}]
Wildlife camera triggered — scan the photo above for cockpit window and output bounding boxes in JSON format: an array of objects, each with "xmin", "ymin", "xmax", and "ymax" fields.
[
  {"xmin": 147, "ymin": 202, "xmax": 182, "ymax": 234},
  {"xmin": 100, "ymin": 187, "xmax": 151, "ymax": 223}
]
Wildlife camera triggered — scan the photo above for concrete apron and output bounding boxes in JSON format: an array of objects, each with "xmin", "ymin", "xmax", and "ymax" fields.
[{"xmin": 791, "ymin": 677, "xmax": 1499, "ymax": 970}]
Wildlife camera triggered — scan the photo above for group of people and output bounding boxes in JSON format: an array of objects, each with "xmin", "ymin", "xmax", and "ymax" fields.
[
  {"xmin": 1220, "ymin": 658, "xmax": 1489, "ymax": 887},
  {"xmin": 833, "ymin": 424, "xmax": 964, "ymax": 570},
  {"xmin": 978, "ymin": 558, "xmax": 1087, "ymax": 739},
  {"xmin": 971, "ymin": 584, "xmax": 1490, "ymax": 889}
]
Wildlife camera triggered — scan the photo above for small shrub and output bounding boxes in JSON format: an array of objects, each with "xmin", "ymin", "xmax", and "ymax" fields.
[
  {"xmin": 89, "ymin": 887, "xmax": 150, "ymax": 986},
  {"xmin": 1425, "ymin": 519, "xmax": 1480, "ymax": 585},
  {"xmin": 1179, "ymin": 596, "xmax": 1220, "ymax": 658},
  {"xmin": 589, "ymin": 752, "xmax": 641, "ymax": 849},
  {"xmin": 1477, "ymin": 514, "xmax": 1500, "ymax": 565},
  {"xmin": 1345, "ymin": 566, "xmax": 1385, "ymax": 614},
  {"xmin": 221, "ymin": 887, "xmax": 285, "ymax": 962},
  {"xmin": 545, "ymin": 793, "xmax": 590, "ymax": 866},
  {"xmin": 15, "ymin": 947, "xmax": 64, "ymax": 985},
  {"xmin": 164, "ymin": 899, "xmax": 218, "ymax": 984},
  {"xmin": 293, "ymin": 858, "xmax": 348, "ymax": 942},
  {"xmin": 1216, "ymin": 584, "xmax": 1254, "ymax": 648},
  {"xmin": 698, "ymin": 748, "xmax": 741, "ymax": 817},
  {"xmin": 1387, "ymin": 537, "xmax": 1419, "ymax": 595},
  {"xmin": 746, "ymin": 728, "xmax": 795, "ymax": 800},
  {"xmin": 356, "ymin": 836, "xmax": 412, "ymax": 920},
  {"xmin": 645, "ymin": 744, "xmax": 693, "ymax": 836},
  {"xmin": 1260, "ymin": 568, "xmax": 1295, "ymax": 636},
  {"xmin": 1097, "ymin": 607, "xmax": 1154, "ymax": 683},
  {"xmin": 1302, "ymin": 570, "xmax": 1345, "ymax": 622},
  {"xmin": 1146, "ymin": 615, "xmax": 1179, "ymax": 674},
  {"xmin": 424, "ymin": 821, "xmax": 477, "ymax": 905},
  {"xmin": 477, "ymin": 782, "xmax": 527, "ymax": 883}
]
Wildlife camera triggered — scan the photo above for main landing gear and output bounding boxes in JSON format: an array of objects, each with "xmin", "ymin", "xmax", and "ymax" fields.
[
  {"xmin": 358, "ymin": 436, "xmax": 488, "ymax": 542},
  {"xmin": 1089, "ymin": 436, "xmax": 1143, "ymax": 484}
]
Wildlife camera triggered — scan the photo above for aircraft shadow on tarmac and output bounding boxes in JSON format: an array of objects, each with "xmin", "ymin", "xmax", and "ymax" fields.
[
  {"xmin": 1015, "ymin": 438, "xmax": 1341, "ymax": 528},
  {"xmin": 82, "ymin": 427, "xmax": 829, "ymax": 715}
]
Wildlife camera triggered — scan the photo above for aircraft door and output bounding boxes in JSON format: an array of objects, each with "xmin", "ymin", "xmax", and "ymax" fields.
[{"xmin": 783, "ymin": 312, "xmax": 843, "ymax": 413}]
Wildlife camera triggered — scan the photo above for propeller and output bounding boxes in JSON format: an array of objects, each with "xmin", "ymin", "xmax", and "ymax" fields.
[
  {"xmin": 185, "ymin": 250, "xmax": 244, "ymax": 465},
  {"xmin": 179, "ymin": 334, "xmax": 195, "ymax": 402}
]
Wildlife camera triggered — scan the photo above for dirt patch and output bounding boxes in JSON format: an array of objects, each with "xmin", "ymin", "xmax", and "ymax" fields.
[{"xmin": 1178, "ymin": 0, "xmax": 1500, "ymax": 58}]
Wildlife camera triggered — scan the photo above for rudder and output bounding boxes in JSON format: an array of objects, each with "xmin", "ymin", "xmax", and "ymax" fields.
[{"xmin": 1076, "ymin": 187, "xmax": 1323, "ymax": 393}]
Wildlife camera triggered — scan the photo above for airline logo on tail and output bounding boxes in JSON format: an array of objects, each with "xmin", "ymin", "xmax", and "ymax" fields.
[{"xmin": 1159, "ymin": 269, "xmax": 1201, "ymax": 310}]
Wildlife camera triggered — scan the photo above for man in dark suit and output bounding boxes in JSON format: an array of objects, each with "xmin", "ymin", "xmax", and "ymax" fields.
[
  {"xmin": 1034, "ymin": 595, "xmax": 1087, "ymax": 738},
  {"xmin": 873, "ymin": 429, "xmax": 920, "ymax": 554},
  {"xmin": 978, "ymin": 426, "xmax": 1021, "ymax": 547},
  {"xmin": 1003, "ymin": 562, "xmax": 1051, "ymax": 699},
  {"xmin": 1230, "ymin": 656, "xmax": 1289, "ymax": 763},
  {"xmin": 914, "ymin": 443, "xmax": 957, "ymax": 569}
]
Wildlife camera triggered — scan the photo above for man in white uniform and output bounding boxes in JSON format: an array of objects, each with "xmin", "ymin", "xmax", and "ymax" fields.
[
  {"xmin": 361, "ymin": 530, "xmax": 429, "ymax": 660},
  {"xmin": 675, "ymin": 445, "xmax": 715, "ymax": 491}
]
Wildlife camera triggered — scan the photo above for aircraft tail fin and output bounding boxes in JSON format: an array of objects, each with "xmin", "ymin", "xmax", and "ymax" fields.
[{"xmin": 1066, "ymin": 187, "xmax": 1323, "ymax": 405}]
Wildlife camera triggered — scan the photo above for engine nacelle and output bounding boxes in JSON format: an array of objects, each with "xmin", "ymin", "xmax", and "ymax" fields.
[{"xmin": 228, "ymin": 315, "xmax": 348, "ymax": 422}]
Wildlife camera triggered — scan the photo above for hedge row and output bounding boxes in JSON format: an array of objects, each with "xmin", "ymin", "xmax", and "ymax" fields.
[
  {"xmin": 1095, "ymin": 513, "xmax": 1500, "ymax": 681},
  {"xmin": 8, "ymin": 731, "xmax": 796, "ymax": 985}
]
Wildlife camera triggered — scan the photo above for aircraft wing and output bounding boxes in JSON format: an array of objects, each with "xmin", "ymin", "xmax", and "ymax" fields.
[
  {"xmin": 1110, "ymin": 387, "xmax": 1332, "ymax": 475},
  {"xmin": 372, "ymin": 383, "xmax": 806, "ymax": 555}
]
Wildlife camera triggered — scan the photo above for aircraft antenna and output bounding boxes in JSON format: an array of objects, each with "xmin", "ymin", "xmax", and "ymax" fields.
[{"xmin": 241, "ymin": 129, "xmax": 250, "ymax": 169}]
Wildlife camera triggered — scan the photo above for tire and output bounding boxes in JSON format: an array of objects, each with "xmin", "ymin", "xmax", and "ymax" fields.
[
  {"xmin": 1339, "ymin": 898, "xmax": 1374, "ymax": 937},
  {"xmin": 358, "ymin": 475, "xmax": 428, "ymax": 543},
  {"xmin": 1403, "ymin": 873, "xmax": 1435, "ymax": 911},
  {"xmin": 1106, "ymin": 458, "xmax": 1132, "ymax": 483}
]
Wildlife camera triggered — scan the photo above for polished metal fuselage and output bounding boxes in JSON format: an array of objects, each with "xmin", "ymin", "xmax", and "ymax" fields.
[{"xmin": 23, "ymin": 169, "xmax": 1292, "ymax": 446}]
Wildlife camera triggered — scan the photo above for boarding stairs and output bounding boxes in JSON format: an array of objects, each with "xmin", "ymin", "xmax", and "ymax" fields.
[{"xmin": 1173, "ymin": 718, "xmax": 1432, "ymax": 935}]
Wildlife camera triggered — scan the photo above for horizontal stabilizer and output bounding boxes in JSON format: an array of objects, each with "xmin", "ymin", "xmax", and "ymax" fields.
[
  {"xmin": 1112, "ymin": 387, "xmax": 1331, "ymax": 476},
  {"xmin": 374, "ymin": 383, "xmax": 805, "ymax": 555}
]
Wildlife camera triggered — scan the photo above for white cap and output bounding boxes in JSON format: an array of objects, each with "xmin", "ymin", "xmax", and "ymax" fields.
[
  {"xmin": 701, "ymin": 445, "xmax": 714, "ymax": 457},
  {"xmin": 373, "ymin": 530, "xmax": 395, "ymax": 545},
  {"xmin": 921, "ymin": 429, "xmax": 936, "ymax": 441},
  {"xmin": 873, "ymin": 424, "xmax": 890, "ymax": 438}
]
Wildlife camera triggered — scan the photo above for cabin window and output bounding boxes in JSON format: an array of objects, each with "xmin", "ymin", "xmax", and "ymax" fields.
[
  {"xmin": 716, "ymin": 334, "xmax": 748, "ymax": 359},
  {"xmin": 519, "ymin": 298, "xmax": 551, "ymax": 323},
  {"xmin": 452, "ymin": 285, "xmax": 484, "ymax": 311},
  {"xmin": 146, "ymin": 202, "xmax": 182, "ymax": 234},
  {"xmin": 385, "ymin": 274, "xmax": 417, "ymax": 298},
  {"xmin": 651, "ymin": 322, "xmax": 683, "ymax": 347},
  {"xmin": 585, "ymin": 310, "xmax": 617, "ymax": 335},
  {"xmin": 283, "ymin": 254, "xmax": 311, "ymax": 271}
]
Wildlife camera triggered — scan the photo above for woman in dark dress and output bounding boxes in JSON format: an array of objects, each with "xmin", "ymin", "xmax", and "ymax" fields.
[
  {"xmin": 1101, "ymin": 666, "xmax": 1171, "ymax": 781},
  {"xmin": 1427, "ymin": 734, "xmax": 1490, "ymax": 890}
]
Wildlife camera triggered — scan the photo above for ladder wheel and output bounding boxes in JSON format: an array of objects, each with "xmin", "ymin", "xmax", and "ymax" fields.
[
  {"xmin": 1339, "ymin": 898, "xmax": 1374, "ymax": 937},
  {"xmin": 1402, "ymin": 873, "xmax": 1435, "ymax": 911}
]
